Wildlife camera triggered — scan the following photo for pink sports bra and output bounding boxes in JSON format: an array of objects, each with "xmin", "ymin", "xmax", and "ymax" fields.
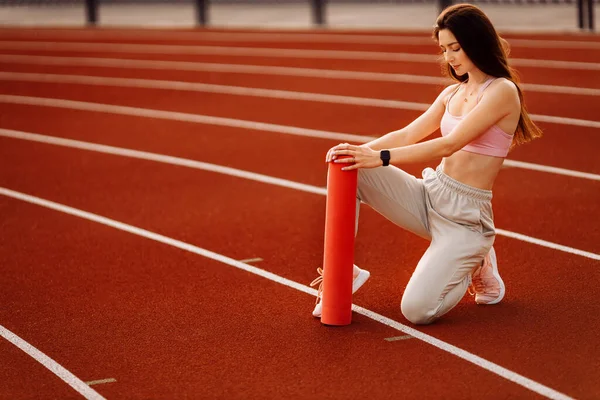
[{"xmin": 440, "ymin": 78, "xmax": 514, "ymax": 158}]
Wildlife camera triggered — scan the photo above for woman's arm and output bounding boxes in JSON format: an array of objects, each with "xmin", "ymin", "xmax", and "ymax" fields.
[
  {"xmin": 332, "ymin": 79, "xmax": 519, "ymax": 169},
  {"xmin": 363, "ymin": 84, "xmax": 458, "ymax": 151}
]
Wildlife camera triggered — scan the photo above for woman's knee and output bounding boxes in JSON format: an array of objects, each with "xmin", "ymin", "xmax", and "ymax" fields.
[{"xmin": 400, "ymin": 295, "xmax": 437, "ymax": 325}]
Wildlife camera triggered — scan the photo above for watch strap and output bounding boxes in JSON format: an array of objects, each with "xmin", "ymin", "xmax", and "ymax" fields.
[{"xmin": 380, "ymin": 150, "xmax": 391, "ymax": 167}]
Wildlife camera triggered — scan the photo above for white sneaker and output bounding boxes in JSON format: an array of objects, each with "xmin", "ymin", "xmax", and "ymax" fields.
[{"xmin": 310, "ymin": 266, "xmax": 370, "ymax": 318}]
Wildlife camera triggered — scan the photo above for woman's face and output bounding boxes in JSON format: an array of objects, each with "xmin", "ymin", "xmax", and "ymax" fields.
[{"xmin": 438, "ymin": 29, "xmax": 474, "ymax": 76}]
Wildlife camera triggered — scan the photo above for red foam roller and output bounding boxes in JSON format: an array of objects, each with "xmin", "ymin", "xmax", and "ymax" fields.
[{"xmin": 321, "ymin": 157, "xmax": 358, "ymax": 326}]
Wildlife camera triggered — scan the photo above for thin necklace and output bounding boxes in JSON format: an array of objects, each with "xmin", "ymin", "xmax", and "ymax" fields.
[
  {"xmin": 463, "ymin": 86, "xmax": 475, "ymax": 102},
  {"xmin": 463, "ymin": 77, "xmax": 486, "ymax": 102}
]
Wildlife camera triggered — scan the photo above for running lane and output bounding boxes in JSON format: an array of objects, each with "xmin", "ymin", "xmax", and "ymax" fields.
[
  {"xmin": 0, "ymin": 98, "xmax": 598, "ymax": 253},
  {"xmin": 0, "ymin": 28, "xmax": 599, "ymax": 63},
  {"xmin": 0, "ymin": 79, "xmax": 597, "ymax": 175},
  {"xmin": 0, "ymin": 61, "xmax": 597, "ymax": 121},
  {"xmin": 0, "ymin": 153, "xmax": 549, "ymax": 400},
  {"xmin": 0, "ymin": 135, "xmax": 598, "ymax": 399},
  {"xmin": 0, "ymin": 48, "xmax": 598, "ymax": 89}
]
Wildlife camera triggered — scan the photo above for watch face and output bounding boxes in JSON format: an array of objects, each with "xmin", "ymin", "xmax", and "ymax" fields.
[{"xmin": 381, "ymin": 150, "xmax": 390, "ymax": 166}]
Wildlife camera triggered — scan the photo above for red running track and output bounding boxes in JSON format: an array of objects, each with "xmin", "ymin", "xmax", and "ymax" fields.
[{"xmin": 0, "ymin": 28, "xmax": 599, "ymax": 400}]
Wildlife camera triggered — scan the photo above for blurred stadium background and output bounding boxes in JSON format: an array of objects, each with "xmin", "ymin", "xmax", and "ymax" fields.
[{"xmin": 0, "ymin": 0, "xmax": 597, "ymax": 32}]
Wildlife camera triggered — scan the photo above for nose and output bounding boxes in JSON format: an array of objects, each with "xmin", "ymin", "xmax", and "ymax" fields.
[{"xmin": 444, "ymin": 52, "xmax": 453, "ymax": 64}]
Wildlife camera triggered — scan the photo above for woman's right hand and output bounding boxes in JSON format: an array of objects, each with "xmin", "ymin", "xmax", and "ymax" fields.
[
  {"xmin": 325, "ymin": 143, "xmax": 344, "ymax": 163},
  {"xmin": 326, "ymin": 143, "xmax": 371, "ymax": 162}
]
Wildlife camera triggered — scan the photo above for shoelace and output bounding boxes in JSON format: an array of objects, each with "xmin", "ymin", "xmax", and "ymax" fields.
[
  {"xmin": 309, "ymin": 267, "xmax": 324, "ymax": 305},
  {"xmin": 468, "ymin": 266, "xmax": 485, "ymax": 296},
  {"xmin": 468, "ymin": 272, "xmax": 476, "ymax": 296},
  {"xmin": 469, "ymin": 253, "xmax": 496, "ymax": 296}
]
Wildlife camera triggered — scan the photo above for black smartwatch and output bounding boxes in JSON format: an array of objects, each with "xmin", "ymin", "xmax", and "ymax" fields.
[{"xmin": 380, "ymin": 150, "xmax": 391, "ymax": 167}]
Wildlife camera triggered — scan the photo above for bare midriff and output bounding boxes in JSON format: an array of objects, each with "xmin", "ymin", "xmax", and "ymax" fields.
[{"xmin": 441, "ymin": 150, "xmax": 505, "ymax": 190}]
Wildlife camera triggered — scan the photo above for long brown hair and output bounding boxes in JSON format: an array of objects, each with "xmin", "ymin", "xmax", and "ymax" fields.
[{"xmin": 433, "ymin": 4, "xmax": 542, "ymax": 147}]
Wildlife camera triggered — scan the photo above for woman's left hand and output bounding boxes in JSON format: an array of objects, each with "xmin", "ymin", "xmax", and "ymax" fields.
[{"xmin": 326, "ymin": 143, "xmax": 383, "ymax": 171}]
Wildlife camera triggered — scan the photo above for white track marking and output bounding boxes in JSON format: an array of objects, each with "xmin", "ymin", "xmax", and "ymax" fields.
[
  {"xmin": 1, "ymin": 73, "xmax": 599, "ymax": 129},
  {"xmin": 523, "ymin": 83, "xmax": 600, "ymax": 96},
  {"xmin": 511, "ymin": 58, "xmax": 600, "ymax": 70},
  {"xmin": 0, "ymin": 325, "xmax": 105, "ymax": 400},
  {"xmin": 2, "ymin": 29, "xmax": 599, "ymax": 49},
  {"xmin": 495, "ymin": 229, "xmax": 600, "ymax": 259},
  {"xmin": 0, "ymin": 71, "xmax": 429, "ymax": 111},
  {"xmin": 506, "ymin": 38, "xmax": 600, "ymax": 50},
  {"xmin": 1, "ymin": 128, "xmax": 598, "ymax": 261},
  {"xmin": 356, "ymin": 307, "xmax": 573, "ymax": 400},
  {"xmin": 0, "ymin": 128, "xmax": 328, "ymax": 196},
  {"xmin": 0, "ymin": 40, "xmax": 438, "ymax": 61},
  {"xmin": 0, "ymin": 54, "xmax": 444, "ymax": 85},
  {"xmin": 0, "ymin": 97, "xmax": 598, "ymax": 182},
  {"xmin": 0, "ymin": 41, "xmax": 598, "ymax": 71},
  {"xmin": 85, "ymin": 378, "xmax": 116, "ymax": 386},
  {"xmin": 238, "ymin": 257, "xmax": 263, "ymax": 264},
  {"xmin": 503, "ymin": 160, "xmax": 600, "ymax": 181},
  {"xmin": 0, "ymin": 187, "xmax": 577, "ymax": 400},
  {"xmin": 384, "ymin": 335, "xmax": 414, "ymax": 341},
  {"xmin": 530, "ymin": 114, "xmax": 600, "ymax": 128},
  {"xmin": 0, "ymin": 93, "xmax": 403, "ymax": 144},
  {"xmin": 1, "ymin": 54, "xmax": 598, "ymax": 96}
]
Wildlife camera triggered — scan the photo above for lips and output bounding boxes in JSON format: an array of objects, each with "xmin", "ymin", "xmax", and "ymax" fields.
[{"xmin": 452, "ymin": 64, "xmax": 461, "ymax": 69}]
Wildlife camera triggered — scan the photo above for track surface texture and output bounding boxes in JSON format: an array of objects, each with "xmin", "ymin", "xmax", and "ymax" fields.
[{"xmin": 0, "ymin": 27, "xmax": 599, "ymax": 400}]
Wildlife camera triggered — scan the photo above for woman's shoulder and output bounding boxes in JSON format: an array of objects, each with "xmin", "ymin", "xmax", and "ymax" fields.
[
  {"xmin": 439, "ymin": 83, "xmax": 462, "ymax": 106},
  {"xmin": 443, "ymin": 82, "xmax": 462, "ymax": 94},
  {"xmin": 480, "ymin": 77, "xmax": 521, "ymax": 112},
  {"xmin": 487, "ymin": 77, "xmax": 519, "ymax": 101},
  {"xmin": 482, "ymin": 78, "xmax": 522, "ymax": 125}
]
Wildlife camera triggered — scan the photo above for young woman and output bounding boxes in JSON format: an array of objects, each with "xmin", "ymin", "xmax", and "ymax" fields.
[{"xmin": 311, "ymin": 3, "xmax": 542, "ymax": 325}]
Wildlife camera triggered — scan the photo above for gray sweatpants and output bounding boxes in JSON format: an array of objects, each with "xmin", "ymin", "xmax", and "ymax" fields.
[{"xmin": 356, "ymin": 164, "xmax": 496, "ymax": 325}]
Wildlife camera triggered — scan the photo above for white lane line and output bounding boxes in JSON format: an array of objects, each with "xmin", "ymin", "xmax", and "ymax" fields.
[
  {"xmin": 1, "ymin": 54, "xmax": 598, "ymax": 96},
  {"xmin": 1, "ymin": 127, "xmax": 598, "ymax": 261},
  {"xmin": 0, "ymin": 97, "xmax": 598, "ymax": 182},
  {"xmin": 0, "ymin": 325, "xmax": 105, "ymax": 400},
  {"xmin": 512, "ymin": 58, "xmax": 600, "ymax": 70},
  {"xmin": 85, "ymin": 378, "xmax": 116, "ymax": 386},
  {"xmin": 495, "ymin": 229, "xmax": 600, "ymax": 260},
  {"xmin": 238, "ymin": 257, "xmax": 263, "ymax": 264},
  {"xmin": 0, "ymin": 127, "xmax": 328, "ymax": 196},
  {"xmin": 503, "ymin": 160, "xmax": 600, "ymax": 181},
  {"xmin": 357, "ymin": 306, "xmax": 573, "ymax": 400},
  {"xmin": 0, "ymin": 186, "xmax": 576, "ymax": 400},
  {"xmin": 0, "ymin": 41, "xmax": 598, "ymax": 71},
  {"xmin": 0, "ymin": 93, "xmax": 392, "ymax": 144},
  {"xmin": 0, "ymin": 54, "xmax": 445, "ymax": 86},
  {"xmin": 0, "ymin": 71, "xmax": 429, "ymax": 111},
  {"xmin": 1, "ymin": 72, "xmax": 599, "ymax": 129},
  {"xmin": 2, "ymin": 29, "xmax": 599, "ymax": 49},
  {"xmin": 506, "ymin": 38, "xmax": 600, "ymax": 50},
  {"xmin": 531, "ymin": 114, "xmax": 600, "ymax": 128},
  {"xmin": 523, "ymin": 83, "xmax": 600, "ymax": 96},
  {"xmin": 5, "ymin": 30, "xmax": 433, "ymax": 45},
  {"xmin": 384, "ymin": 335, "xmax": 414, "ymax": 341}
]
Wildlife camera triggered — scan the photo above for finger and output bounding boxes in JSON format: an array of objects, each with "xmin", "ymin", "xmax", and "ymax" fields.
[
  {"xmin": 326, "ymin": 147, "xmax": 339, "ymax": 162},
  {"xmin": 327, "ymin": 147, "xmax": 339, "ymax": 161},
  {"xmin": 326, "ymin": 150, "xmax": 333, "ymax": 162},
  {"xmin": 342, "ymin": 163, "xmax": 359, "ymax": 171},
  {"xmin": 333, "ymin": 149, "xmax": 353, "ymax": 156},
  {"xmin": 328, "ymin": 151, "xmax": 340, "ymax": 162},
  {"xmin": 334, "ymin": 157, "xmax": 355, "ymax": 164}
]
